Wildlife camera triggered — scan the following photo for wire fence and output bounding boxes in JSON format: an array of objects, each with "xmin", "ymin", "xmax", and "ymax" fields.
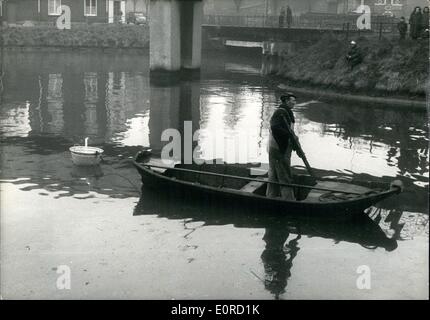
[{"xmin": 203, "ymin": 14, "xmax": 400, "ymax": 34}]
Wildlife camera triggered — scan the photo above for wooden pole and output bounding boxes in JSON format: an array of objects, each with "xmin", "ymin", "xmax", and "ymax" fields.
[
  {"xmin": 346, "ymin": 22, "xmax": 350, "ymax": 41},
  {"xmin": 280, "ymin": 112, "xmax": 317, "ymax": 180},
  {"xmin": 265, "ymin": 0, "xmax": 268, "ymax": 27}
]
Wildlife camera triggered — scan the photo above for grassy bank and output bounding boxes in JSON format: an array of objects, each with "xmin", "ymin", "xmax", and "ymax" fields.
[
  {"xmin": 278, "ymin": 34, "xmax": 428, "ymax": 98},
  {"xmin": 1, "ymin": 24, "xmax": 149, "ymax": 48}
]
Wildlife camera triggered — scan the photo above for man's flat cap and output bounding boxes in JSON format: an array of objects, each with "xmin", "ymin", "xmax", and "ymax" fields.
[{"xmin": 280, "ymin": 92, "xmax": 297, "ymax": 100}]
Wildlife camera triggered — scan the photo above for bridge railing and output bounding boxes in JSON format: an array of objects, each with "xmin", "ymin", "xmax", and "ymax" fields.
[{"xmin": 203, "ymin": 14, "xmax": 400, "ymax": 34}]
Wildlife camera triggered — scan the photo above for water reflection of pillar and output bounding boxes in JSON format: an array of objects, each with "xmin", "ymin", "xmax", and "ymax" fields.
[
  {"xmin": 149, "ymin": 72, "xmax": 201, "ymax": 161},
  {"xmin": 105, "ymin": 72, "xmax": 127, "ymax": 140},
  {"xmin": 83, "ymin": 72, "xmax": 99, "ymax": 137},
  {"xmin": 62, "ymin": 70, "xmax": 86, "ymax": 139},
  {"xmin": 45, "ymin": 73, "xmax": 64, "ymax": 134},
  {"xmin": 27, "ymin": 73, "xmax": 64, "ymax": 135},
  {"xmin": 95, "ymin": 72, "xmax": 108, "ymax": 140},
  {"xmin": 179, "ymin": 76, "xmax": 201, "ymax": 162},
  {"xmin": 149, "ymin": 75, "xmax": 181, "ymax": 154},
  {"xmin": 28, "ymin": 75, "xmax": 44, "ymax": 133}
]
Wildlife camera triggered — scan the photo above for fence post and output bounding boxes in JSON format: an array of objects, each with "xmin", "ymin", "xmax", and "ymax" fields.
[
  {"xmin": 379, "ymin": 22, "xmax": 382, "ymax": 40},
  {"xmin": 346, "ymin": 22, "xmax": 350, "ymax": 41}
]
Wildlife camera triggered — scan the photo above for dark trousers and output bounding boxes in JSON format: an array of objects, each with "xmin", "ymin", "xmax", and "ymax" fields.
[{"xmin": 266, "ymin": 146, "xmax": 295, "ymax": 200}]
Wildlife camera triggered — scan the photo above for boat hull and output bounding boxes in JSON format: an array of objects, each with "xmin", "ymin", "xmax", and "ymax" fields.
[{"xmin": 133, "ymin": 161, "xmax": 400, "ymax": 218}]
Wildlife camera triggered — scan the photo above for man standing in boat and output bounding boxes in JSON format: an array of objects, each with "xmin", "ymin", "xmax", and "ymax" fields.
[{"xmin": 267, "ymin": 93, "xmax": 303, "ymax": 200}]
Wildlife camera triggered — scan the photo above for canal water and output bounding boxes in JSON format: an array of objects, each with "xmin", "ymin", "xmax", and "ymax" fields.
[{"xmin": 0, "ymin": 48, "xmax": 428, "ymax": 299}]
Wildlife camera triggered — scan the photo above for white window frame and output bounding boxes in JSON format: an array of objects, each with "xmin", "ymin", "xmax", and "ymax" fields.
[
  {"xmin": 84, "ymin": 0, "xmax": 98, "ymax": 16},
  {"xmin": 48, "ymin": 0, "xmax": 62, "ymax": 16},
  {"xmin": 374, "ymin": 0, "xmax": 387, "ymax": 5},
  {"xmin": 390, "ymin": 0, "xmax": 402, "ymax": 7}
]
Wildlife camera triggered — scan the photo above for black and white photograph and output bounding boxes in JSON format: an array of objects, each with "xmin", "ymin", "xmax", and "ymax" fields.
[{"xmin": 0, "ymin": 0, "xmax": 428, "ymax": 304}]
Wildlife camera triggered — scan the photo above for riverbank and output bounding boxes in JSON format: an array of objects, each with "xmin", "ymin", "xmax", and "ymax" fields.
[
  {"xmin": 277, "ymin": 34, "xmax": 428, "ymax": 99},
  {"xmin": 0, "ymin": 24, "xmax": 149, "ymax": 48},
  {"xmin": 276, "ymin": 83, "xmax": 427, "ymax": 110}
]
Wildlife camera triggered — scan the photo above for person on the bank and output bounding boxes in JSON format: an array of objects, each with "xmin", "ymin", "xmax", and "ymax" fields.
[
  {"xmin": 421, "ymin": 6, "xmax": 429, "ymax": 37},
  {"xmin": 286, "ymin": 6, "xmax": 293, "ymax": 28},
  {"xmin": 397, "ymin": 17, "xmax": 408, "ymax": 40},
  {"xmin": 345, "ymin": 41, "xmax": 363, "ymax": 70},
  {"xmin": 409, "ymin": 7, "xmax": 423, "ymax": 39},
  {"xmin": 267, "ymin": 93, "xmax": 302, "ymax": 200},
  {"xmin": 279, "ymin": 7, "xmax": 285, "ymax": 28}
]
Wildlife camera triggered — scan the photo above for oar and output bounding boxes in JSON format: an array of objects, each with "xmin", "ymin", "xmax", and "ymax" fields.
[
  {"xmin": 281, "ymin": 112, "xmax": 317, "ymax": 180},
  {"xmin": 138, "ymin": 163, "xmax": 365, "ymax": 196}
]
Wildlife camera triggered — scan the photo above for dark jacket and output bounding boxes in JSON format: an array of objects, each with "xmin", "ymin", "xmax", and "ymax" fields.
[
  {"xmin": 422, "ymin": 10, "xmax": 429, "ymax": 30},
  {"xmin": 410, "ymin": 10, "xmax": 423, "ymax": 26},
  {"xmin": 286, "ymin": 7, "xmax": 293, "ymax": 24},
  {"xmin": 270, "ymin": 104, "xmax": 296, "ymax": 154},
  {"xmin": 397, "ymin": 21, "xmax": 408, "ymax": 34},
  {"xmin": 346, "ymin": 45, "xmax": 363, "ymax": 66},
  {"xmin": 410, "ymin": 9, "xmax": 423, "ymax": 38}
]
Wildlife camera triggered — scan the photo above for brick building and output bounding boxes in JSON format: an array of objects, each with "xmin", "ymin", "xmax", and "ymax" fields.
[{"xmin": 0, "ymin": 0, "xmax": 138, "ymax": 24}]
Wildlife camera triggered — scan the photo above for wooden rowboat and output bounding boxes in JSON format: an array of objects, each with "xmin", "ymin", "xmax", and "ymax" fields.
[{"xmin": 133, "ymin": 152, "xmax": 403, "ymax": 216}]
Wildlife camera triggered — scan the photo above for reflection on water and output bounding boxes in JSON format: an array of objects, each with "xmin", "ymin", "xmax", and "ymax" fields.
[
  {"xmin": 300, "ymin": 104, "xmax": 428, "ymax": 185},
  {"xmin": 3, "ymin": 50, "xmax": 426, "ymax": 208},
  {"xmin": 1, "ymin": 51, "xmax": 150, "ymax": 146},
  {"xmin": 261, "ymin": 228, "xmax": 300, "ymax": 299},
  {"xmin": 0, "ymin": 48, "xmax": 428, "ymax": 299},
  {"xmin": 133, "ymin": 186, "xmax": 405, "ymax": 298}
]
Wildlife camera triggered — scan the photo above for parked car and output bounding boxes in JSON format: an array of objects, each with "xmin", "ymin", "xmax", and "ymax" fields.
[{"xmin": 126, "ymin": 12, "xmax": 147, "ymax": 25}]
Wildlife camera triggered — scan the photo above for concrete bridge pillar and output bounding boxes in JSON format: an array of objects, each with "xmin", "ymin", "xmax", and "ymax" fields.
[
  {"xmin": 149, "ymin": 0, "xmax": 203, "ymax": 72},
  {"xmin": 262, "ymin": 41, "xmax": 295, "ymax": 56},
  {"xmin": 149, "ymin": 73, "xmax": 201, "ymax": 159}
]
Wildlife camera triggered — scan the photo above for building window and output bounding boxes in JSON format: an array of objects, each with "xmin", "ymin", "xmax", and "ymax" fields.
[
  {"xmin": 375, "ymin": 0, "xmax": 403, "ymax": 6},
  {"xmin": 85, "ymin": 0, "xmax": 97, "ymax": 16},
  {"xmin": 48, "ymin": 0, "xmax": 62, "ymax": 15}
]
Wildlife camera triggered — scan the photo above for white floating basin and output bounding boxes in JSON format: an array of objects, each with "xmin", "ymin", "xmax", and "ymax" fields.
[{"xmin": 69, "ymin": 146, "xmax": 104, "ymax": 166}]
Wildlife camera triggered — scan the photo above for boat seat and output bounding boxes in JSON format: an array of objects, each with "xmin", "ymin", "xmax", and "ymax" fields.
[
  {"xmin": 249, "ymin": 168, "xmax": 268, "ymax": 176},
  {"xmin": 240, "ymin": 181, "xmax": 265, "ymax": 193}
]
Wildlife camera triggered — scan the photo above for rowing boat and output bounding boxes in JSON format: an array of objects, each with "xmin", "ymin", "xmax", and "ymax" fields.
[{"xmin": 133, "ymin": 151, "xmax": 403, "ymax": 216}]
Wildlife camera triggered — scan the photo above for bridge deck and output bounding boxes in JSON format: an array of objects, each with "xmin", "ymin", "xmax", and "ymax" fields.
[{"xmin": 202, "ymin": 25, "xmax": 365, "ymax": 42}]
